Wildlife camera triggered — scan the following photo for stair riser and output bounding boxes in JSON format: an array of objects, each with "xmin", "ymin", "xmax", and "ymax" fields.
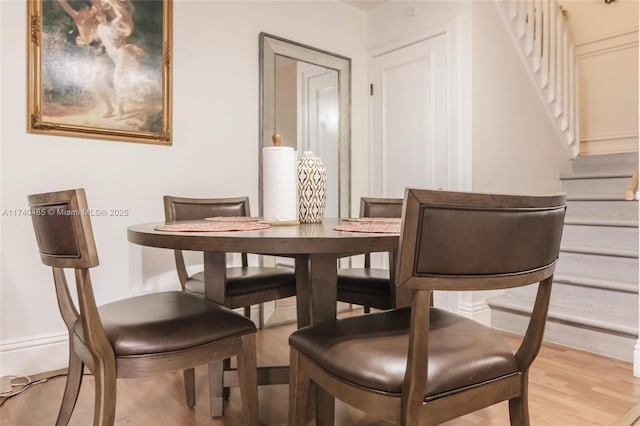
[
  {"xmin": 556, "ymin": 252, "xmax": 638, "ymax": 283},
  {"xmin": 561, "ymin": 177, "xmax": 631, "ymax": 196},
  {"xmin": 508, "ymin": 282, "xmax": 638, "ymax": 314},
  {"xmin": 572, "ymin": 153, "xmax": 638, "ymax": 175},
  {"xmin": 491, "ymin": 308, "xmax": 635, "ymax": 361},
  {"xmin": 565, "ymin": 200, "xmax": 638, "ymax": 222},
  {"xmin": 561, "ymin": 224, "xmax": 638, "ymax": 252},
  {"xmin": 492, "ymin": 153, "xmax": 639, "ymax": 363}
]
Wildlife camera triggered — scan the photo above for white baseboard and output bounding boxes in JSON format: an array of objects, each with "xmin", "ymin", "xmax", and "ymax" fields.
[
  {"xmin": 457, "ymin": 299, "xmax": 492, "ymax": 326},
  {"xmin": 0, "ymin": 332, "xmax": 69, "ymax": 377},
  {"xmin": 634, "ymin": 339, "xmax": 640, "ymax": 378}
]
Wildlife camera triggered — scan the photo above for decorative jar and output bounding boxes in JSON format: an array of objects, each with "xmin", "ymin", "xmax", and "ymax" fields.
[{"xmin": 297, "ymin": 151, "xmax": 327, "ymax": 223}]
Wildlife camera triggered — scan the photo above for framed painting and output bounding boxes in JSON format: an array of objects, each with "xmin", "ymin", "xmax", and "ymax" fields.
[{"xmin": 27, "ymin": 0, "xmax": 172, "ymax": 145}]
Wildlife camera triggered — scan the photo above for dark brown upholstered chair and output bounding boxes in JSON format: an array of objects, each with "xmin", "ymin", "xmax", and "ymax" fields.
[
  {"xmin": 289, "ymin": 189, "xmax": 566, "ymax": 425},
  {"xmin": 163, "ymin": 195, "xmax": 297, "ymax": 320},
  {"xmin": 29, "ymin": 189, "xmax": 259, "ymax": 426},
  {"xmin": 164, "ymin": 195, "xmax": 297, "ymax": 409},
  {"xmin": 336, "ymin": 197, "xmax": 403, "ymax": 313}
]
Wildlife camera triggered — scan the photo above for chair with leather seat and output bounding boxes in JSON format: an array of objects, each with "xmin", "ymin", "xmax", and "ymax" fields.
[
  {"xmin": 336, "ymin": 197, "xmax": 403, "ymax": 313},
  {"xmin": 289, "ymin": 188, "xmax": 566, "ymax": 425},
  {"xmin": 163, "ymin": 195, "xmax": 297, "ymax": 321},
  {"xmin": 164, "ymin": 195, "xmax": 298, "ymax": 410},
  {"xmin": 28, "ymin": 188, "xmax": 259, "ymax": 426}
]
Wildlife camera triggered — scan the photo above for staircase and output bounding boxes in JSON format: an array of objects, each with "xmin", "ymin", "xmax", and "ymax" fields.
[
  {"xmin": 488, "ymin": 153, "xmax": 639, "ymax": 361},
  {"xmin": 496, "ymin": 0, "xmax": 580, "ymax": 158}
]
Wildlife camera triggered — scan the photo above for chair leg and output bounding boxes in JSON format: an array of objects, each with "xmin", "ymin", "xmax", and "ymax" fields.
[
  {"xmin": 237, "ymin": 334, "xmax": 259, "ymax": 426},
  {"xmin": 222, "ymin": 358, "xmax": 231, "ymax": 400},
  {"xmin": 363, "ymin": 306, "xmax": 371, "ymax": 314},
  {"xmin": 93, "ymin": 358, "xmax": 117, "ymax": 426},
  {"xmin": 208, "ymin": 361, "xmax": 225, "ymax": 418},
  {"xmin": 509, "ymin": 376, "xmax": 530, "ymax": 426},
  {"xmin": 243, "ymin": 305, "xmax": 251, "ymax": 319},
  {"xmin": 183, "ymin": 368, "xmax": 195, "ymax": 408},
  {"xmin": 258, "ymin": 303, "xmax": 265, "ymax": 329},
  {"xmin": 289, "ymin": 348, "xmax": 311, "ymax": 426},
  {"xmin": 55, "ymin": 348, "xmax": 84, "ymax": 426}
]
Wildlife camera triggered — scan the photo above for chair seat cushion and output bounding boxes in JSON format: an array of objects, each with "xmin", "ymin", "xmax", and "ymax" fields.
[
  {"xmin": 184, "ymin": 266, "xmax": 296, "ymax": 298},
  {"xmin": 73, "ymin": 291, "xmax": 256, "ymax": 356},
  {"xmin": 289, "ymin": 307, "xmax": 518, "ymax": 399},
  {"xmin": 337, "ymin": 267, "xmax": 390, "ymax": 296}
]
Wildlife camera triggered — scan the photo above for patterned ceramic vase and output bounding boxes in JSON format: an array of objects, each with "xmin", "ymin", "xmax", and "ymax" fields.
[{"xmin": 297, "ymin": 151, "xmax": 327, "ymax": 223}]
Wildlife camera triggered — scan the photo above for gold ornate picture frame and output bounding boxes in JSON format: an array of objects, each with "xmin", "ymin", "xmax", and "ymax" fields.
[{"xmin": 27, "ymin": 0, "xmax": 172, "ymax": 145}]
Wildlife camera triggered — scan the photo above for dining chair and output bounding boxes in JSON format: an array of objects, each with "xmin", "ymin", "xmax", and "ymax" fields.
[
  {"xmin": 28, "ymin": 188, "xmax": 259, "ymax": 426},
  {"xmin": 164, "ymin": 195, "xmax": 298, "ymax": 409},
  {"xmin": 289, "ymin": 188, "xmax": 566, "ymax": 425},
  {"xmin": 336, "ymin": 197, "xmax": 403, "ymax": 313},
  {"xmin": 163, "ymin": 195, "xmax": 297, "ymax": 322}
]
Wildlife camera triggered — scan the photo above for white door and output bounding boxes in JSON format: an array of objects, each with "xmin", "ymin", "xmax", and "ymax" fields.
[
  {"xmin": 370, "ymin": 33, "xmax": 460, "ymax": 312},
  {"xmin": 370, "ymin": 34, "xmax": 450, "ymax": 198}
]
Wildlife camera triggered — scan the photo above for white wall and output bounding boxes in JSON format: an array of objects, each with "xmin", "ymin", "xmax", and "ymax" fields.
[
  {"xmin": 0, "ymin": 0, "xmax": 367, "ymax": 376},
  {"xmin": 470, "ymin": 1, "xmax": 571, "ymax": 193}
]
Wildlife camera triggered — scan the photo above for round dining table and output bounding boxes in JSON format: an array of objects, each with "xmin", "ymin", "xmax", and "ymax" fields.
[{"xmin": 128, "ymin": 218, "xmax": 399, "ymax": 425}]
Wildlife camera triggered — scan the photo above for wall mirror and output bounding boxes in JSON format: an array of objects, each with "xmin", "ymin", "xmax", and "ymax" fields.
[{"xmin": 259, "ymin": 33, "xmax": 351, "ymax": 219}]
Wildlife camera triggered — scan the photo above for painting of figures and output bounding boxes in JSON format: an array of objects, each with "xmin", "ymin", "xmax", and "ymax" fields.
[{"xmin": 28, "ymin": 0, "xmax": 172, "ymax": 145}]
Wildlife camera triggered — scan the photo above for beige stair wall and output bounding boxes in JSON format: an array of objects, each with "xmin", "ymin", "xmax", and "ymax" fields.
[{"xmin": 562, "ymin": 1, "xmax": 639, "ymax": 155}]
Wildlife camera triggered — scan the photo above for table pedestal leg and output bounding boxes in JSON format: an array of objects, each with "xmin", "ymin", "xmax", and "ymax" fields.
[
  {"xmin": 204, "ymin": 252, "xmax": 227, "ymax": 417},
  {"xmin": 294, "ymin": 256, "xmax": 311, "ymax": 328},
  {"xmin": 309, "ymin": 253, "xmax": 337, "ymax": 426}
]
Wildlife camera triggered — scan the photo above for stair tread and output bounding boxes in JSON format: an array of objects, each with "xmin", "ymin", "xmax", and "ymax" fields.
[
  {"xmin": 487, "ymin": 294, "xmax": 638, "ymax": 333},
  {"xmin": 564, "ymin": 218, "xmax": 638, "ymax": 227},
  {"xmin": 567, "ymin": 194, "xmax": 634, "ymax": 201},
  {"xmin": 560, "ymin": 245, "xmax": 639, "ymax": 258},
  {"xmin": 572, "ymin": 153, "xmax": 638, "ymax": 170},
  {"xmin": 553, "ymin": 273, "xmax": 638, "ymax": 293},
  {"xmin": 560, "ymin": 171, "xmax": 635, "ymax": 180}
]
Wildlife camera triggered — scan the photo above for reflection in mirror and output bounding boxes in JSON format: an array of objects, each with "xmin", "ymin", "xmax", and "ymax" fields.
[
  {"xmin": 274, "ymin": 55, "xmax": 339, "ymax": 216},
  {"xmin": 260, "ymin": 33, "xmax": 351, "ymax": 219}
]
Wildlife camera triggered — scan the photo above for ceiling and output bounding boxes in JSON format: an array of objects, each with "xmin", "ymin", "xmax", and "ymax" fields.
[{"xmin": 341, "ymin": 0, "xmax": 389, "ymax": 11}]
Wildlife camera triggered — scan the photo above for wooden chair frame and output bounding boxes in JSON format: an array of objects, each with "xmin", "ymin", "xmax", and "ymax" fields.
[
  {"xmin": 290, "ymin": 189, "xmax": 566, "ymax": 426},
  {"xmin": 29, "ymin": 189, "xmax": 258, "ymax": 425},
  {"xmin": 163, "ymin": 194, "xmax": 298, "ymax": 413}
]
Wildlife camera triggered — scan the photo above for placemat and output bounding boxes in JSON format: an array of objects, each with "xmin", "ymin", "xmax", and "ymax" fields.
[
  {"xmin": 205, "ymin": 216, "xmax": 261, "ymax": 222},
  {"xmin": 334, "ymin": 222, "xmax": 400, "ymax": 234},
  {"xmin": 154, "ymin": 222, "xmax": 271, "ymax": 232},
  {"xmin": 341, "ymin": 217, "xmax": 401, "ymax": 223}
]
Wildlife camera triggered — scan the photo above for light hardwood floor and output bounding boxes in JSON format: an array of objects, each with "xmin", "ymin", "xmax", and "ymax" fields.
[{"xmin": 1, "ymin": 314, "xmax": 639, "ymax": 426}]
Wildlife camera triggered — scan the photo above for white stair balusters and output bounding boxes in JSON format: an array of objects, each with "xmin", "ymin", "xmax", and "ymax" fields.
[{"xmin": 496, "ymin": 0, "xmax": 579, "ymax": 157}]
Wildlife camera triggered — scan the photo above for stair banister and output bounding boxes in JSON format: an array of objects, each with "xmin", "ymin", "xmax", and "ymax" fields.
[{"xmin": 624, "ymin": 167, "xmax": 639, "ymax": 201}]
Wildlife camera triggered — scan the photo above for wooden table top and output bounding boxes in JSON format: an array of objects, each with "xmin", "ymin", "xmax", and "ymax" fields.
[{"xmin": 127, "ymin": 218, "xmax": 398, "ymax": 256}]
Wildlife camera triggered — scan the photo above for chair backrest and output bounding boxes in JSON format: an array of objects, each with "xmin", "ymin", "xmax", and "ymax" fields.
[
  {"xmin": 28, "ymin": 188, "xmax": 110, "ymax": 355},
  {"xmin": 29, "ymin": 188, "xmax": 99, "ymax": 269},
  {"xmin": 360, "ymin": 197, "xmax": 403, "ymax": 219},
  {"xmin": 396, "ymin": 189, "xmax": 566, "ymax": 291},
  {"xmin": 359, "ymin": 197, "xmax": 403, "ymax": 268},
  {"xmin": 394, "ymin": 189, "xmax": 566, "ymax": 405},
  {"xmin": 163, "ymin": 196, "xmax": 252, "ymax": 287},
  {"xmin": 164, "ymin": 196, "xmax": 250, "ymax": 222}
]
